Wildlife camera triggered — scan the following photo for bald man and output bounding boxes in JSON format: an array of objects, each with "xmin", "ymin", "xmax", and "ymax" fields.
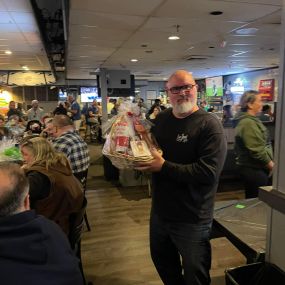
[
  {"xmin": 27, "ymin": 99, "xmax": 44, "ymax": 122},
  {"xmin": 136, "ymin": 70, "xmax": 227, "ymax": 285},
  {"xmin": 0, "ymin": 162, "xmax": 83, "ymax": 285}
]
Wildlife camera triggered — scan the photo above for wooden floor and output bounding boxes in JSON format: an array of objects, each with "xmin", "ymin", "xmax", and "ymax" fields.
[{"xmin": 81, "ymin": 144, "xmax": 246, "ymax": 285}]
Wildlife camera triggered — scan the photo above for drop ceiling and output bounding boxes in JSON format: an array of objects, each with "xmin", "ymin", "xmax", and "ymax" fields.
[
  {"xmin": 67, "ymin": 0, "xmax": 282, "ymax": 80},
  {"xmin": 0, "ymin": 0, "xmax": 283, "ymax": 83},
  {"xmin": 0, "ymin": 0, "xmax": 50, "ymax": 72}
]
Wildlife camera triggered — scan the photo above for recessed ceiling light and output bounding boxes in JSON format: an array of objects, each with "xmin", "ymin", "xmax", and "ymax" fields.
[
  {"xmin": 131, "ymin": 59, "xmax": 138, "ymax": 62},
  {"xmin": 168, "ymin": 24, "xmax": 181, "ymax": 41},
  {"xmin": 5, "ymin": 50, "xmax": 12, "ymax": 54},
  {"xmin": 208, "ymin": 46, "xmax": 215, "ymax": 49},
  {"xmin": 210, "ymin": 11, "xmax": 223, "ymax": 16},
  {"xmin": 141, "ymin": 44, "xmax": 148, "ymax": 48},
  {"xmin": 145, "ymin": 50, "xmax": 153, "ymax": 53},
  {"xmin": 168, "ymin": 35, "xmax": 180, "ymax": 40},
  {"xmin": 22, "ymin": 65, "xmax": 29, "ymax": 70}
]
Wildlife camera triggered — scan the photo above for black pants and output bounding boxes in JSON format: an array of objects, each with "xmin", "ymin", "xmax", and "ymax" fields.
[{"xmin": 238, "ymin": 166, "xmax": 271, "ymax": 198}]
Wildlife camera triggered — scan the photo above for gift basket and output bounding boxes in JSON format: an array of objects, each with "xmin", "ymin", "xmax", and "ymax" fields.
[{"xmin": 102, "ymin": 102, "xmax": 156, "ymax": 169}]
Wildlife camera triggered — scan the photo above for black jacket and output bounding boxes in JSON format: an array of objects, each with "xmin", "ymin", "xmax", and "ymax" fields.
[{"xmin": 0, "ymin": 210, "xmax": 83, "ymax": 285}]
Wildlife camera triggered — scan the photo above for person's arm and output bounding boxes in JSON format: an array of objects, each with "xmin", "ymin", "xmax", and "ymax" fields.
[
  {"xmin": 26, "ymin": 171, "xmax": 51, "ymax": 208},
  {"xmin": 70, "ymin": 108, "xmax": 78, "ymax": 115},
  {"xmin": 88, "ymin": 109, "xmax": 96, "ymax": 117},
  {"xmin": 70, "ymin": 103, "xmax": 79, "ymax": 115},
  {"xmin": 240, "ymin": 119, "xmax": 273, "ymax": 167},
  {"xmin": 136, "ymin": 119, "xmax": 227, "ymax": 185},
  {"xmin": 267, "ymin": 160, "xmax": 274, "ymax": 171}
]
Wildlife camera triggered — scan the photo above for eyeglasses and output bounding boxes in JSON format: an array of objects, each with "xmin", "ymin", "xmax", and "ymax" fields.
[{"xmin": 167, "ymin": 84, "xmax": 196, "ymax": 94}]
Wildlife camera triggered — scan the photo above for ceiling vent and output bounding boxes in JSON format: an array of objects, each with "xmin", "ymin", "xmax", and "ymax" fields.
[
  {"xmin": 146, "ymin": 71, "xmax": 162, "ymax": 75},
  {"xmin": 135, "ymin": 74, "xmax": 156, "ymax": 78},
  {"xmin": 184, "ymin": 55, "xmax": 210, "ymax": 61}
]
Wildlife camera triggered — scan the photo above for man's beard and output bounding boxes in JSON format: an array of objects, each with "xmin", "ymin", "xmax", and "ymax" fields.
[{"xmin": 172, "ymin": 101, "xmax": 195, "ymax": 115}]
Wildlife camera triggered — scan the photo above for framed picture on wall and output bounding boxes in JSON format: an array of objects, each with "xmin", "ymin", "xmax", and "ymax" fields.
[{"xmin": 146, "ymin": 90, "xmax": 157, "ymax": 100}]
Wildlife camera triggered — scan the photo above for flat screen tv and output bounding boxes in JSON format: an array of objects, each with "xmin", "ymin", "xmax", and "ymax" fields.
[
  {"xmin": 58, "ymin": 88, "xmax": 67, "ymax": 100},
  {"xmin": 205, "ymin": 76, "xmax": 223, "ymax": 96},
  {"xmin": 80, "ymin": 87, "xmax": 100, "ymax": 102}
]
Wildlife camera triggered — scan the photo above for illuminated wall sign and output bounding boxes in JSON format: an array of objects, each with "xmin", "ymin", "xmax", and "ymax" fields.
[
  {"xmin": 258, "ymin": 79, "xmax": 274, "ymax": 101},
  {"xmin": 230, "ymin": 86, "xmax": 245, "ymax": 93}
]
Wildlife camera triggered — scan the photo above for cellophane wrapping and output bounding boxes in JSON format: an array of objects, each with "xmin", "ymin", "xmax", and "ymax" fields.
[{"xmin": 102, "ymin": 102, "xmax": 154, "ymax": 169}]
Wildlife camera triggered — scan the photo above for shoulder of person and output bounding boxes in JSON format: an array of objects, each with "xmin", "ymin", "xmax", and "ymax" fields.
[
  {"xmin": 195, "ymin": 109, "xmax": 224, "ymax": 132},
  {"xmin": 239, "ymin": 115, "xmax": 258, "ymax": 125}
]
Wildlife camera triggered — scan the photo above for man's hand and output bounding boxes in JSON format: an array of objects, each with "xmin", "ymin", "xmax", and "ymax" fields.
[{"xmin": 134, "ymin": 148, "xmax": 165, "ymax": 172}]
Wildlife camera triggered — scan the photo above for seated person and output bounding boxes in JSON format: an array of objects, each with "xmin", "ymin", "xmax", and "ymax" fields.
[
  {"xmin": 86, "ymin": 100, "xmax": 99, "ymax": 125},
  {"xmin": 6, "ymin": 100, "xmax": 23, "ymax": 119},
  {"xmin": 111, "ymin": 103, "xmax": 120, "ymax": 116},
  {"xmin": 25, "ymin": 120, "xmax": 42, "ymax": 135},
  {"xmin": 53, "ymin": 101, "xmax": 67, "ymax": 116},
  {"xmin": 5, "ymin": 114, "xmax": 25, "ymax": 138},
  {"xmin": 0, "ymin": 162, "xmax": 83, "ymax": 285},
  {"xmin": 148, "ymin": 106, "xmax": 161, "ymax": 123},
  {"xmin": 20, "ymin": 137, "xmax": 84, "ymax": 235},
  {"xmin": 222, "ymin": 105, "xmax": 233, "ymax": 127},
  {"xmin": 0, "ymin": 114, "xmax": 10, "ymax": 139},
  {"xmin": 258, "ymin": 104, "xmax": 273, "ymax": 122},
  {"xmin": 147, "ymin": 99, "xmax": 165, "ymax": 119}
]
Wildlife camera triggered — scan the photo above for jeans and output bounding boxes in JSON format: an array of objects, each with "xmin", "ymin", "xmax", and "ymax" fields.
[{"xmin": 150, "ymin": 212, "xmax": 212, "ymax": 285}]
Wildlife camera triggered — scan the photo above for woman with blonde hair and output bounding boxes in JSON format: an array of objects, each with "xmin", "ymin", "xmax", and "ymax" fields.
[{"xmin": 20, "ymin": 137, "xmax": 84, "ymax": 234}]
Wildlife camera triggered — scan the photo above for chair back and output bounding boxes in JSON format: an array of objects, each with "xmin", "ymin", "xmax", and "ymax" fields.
[
  {"xmin": 74, "ymin": 169, "xmax": 88, "ymax": 194},
  {"xmin": 69, "ymin": 197, "xmax": 87, "ymax": 250}
]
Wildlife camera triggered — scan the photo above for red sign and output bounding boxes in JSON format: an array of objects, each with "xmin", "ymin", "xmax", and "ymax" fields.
[{"xmin": 258, "ymin": 79, "xmax": 274, "ymax": 101}]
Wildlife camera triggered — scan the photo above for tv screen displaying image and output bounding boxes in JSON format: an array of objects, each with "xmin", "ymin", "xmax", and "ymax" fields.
[
  {"xmin": 206, "ymin": 76, "xmax": 223, "ymax": 96},
  {"xmin": 58, "ymin": 88, "xmax": 67, "ymax": 100},
  {"xmin": 80, "ymin": 87, "xmax": 100, "ymax": 102}
]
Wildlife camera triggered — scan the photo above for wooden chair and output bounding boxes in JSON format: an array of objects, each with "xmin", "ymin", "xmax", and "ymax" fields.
[
  {"xmin": 69, "ymin": 197, "xmax": 88, "ymax": 284},
  {"xmin": 74, "ymin": 170, "xmax": 91, "ymax": 232},
  {"xmin": 84, "ymin": 121, "xmax": 101, "ymax": 142}
]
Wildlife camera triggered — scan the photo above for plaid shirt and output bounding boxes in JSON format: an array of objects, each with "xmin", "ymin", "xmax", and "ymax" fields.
[{"xmin": 52, "ymin": 131, "xmax": 90, "ymax": 174}]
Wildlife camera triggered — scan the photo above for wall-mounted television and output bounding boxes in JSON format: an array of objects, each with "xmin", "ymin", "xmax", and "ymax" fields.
[
  {"xmin": 205, "ymin": 76, "xmax": 223, "ymax": 96},
  {"xmin": 80, "ymin": 87, "xmax": 100, "ymax": 102},
  {"xmin": 58, "ymin": 88, "xmax": 67, "ymax": 100}
]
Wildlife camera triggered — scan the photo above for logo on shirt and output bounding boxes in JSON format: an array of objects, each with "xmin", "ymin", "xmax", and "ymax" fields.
[{"xmin": 176, "ymin": 133, "xmax": 188, "ymax": 143}]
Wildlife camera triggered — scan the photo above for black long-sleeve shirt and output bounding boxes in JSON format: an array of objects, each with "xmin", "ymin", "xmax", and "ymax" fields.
[{"xmin": 151, "ymin": 108, "xmax": 227, "ymax": 223}]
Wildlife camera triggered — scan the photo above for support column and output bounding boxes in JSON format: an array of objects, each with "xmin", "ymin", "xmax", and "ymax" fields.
[{"xmin": 99, "ymin": 68, "xmax": 108, "ymax": 123}]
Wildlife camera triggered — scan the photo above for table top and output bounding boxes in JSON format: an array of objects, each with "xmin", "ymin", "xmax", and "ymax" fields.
[{"xmin": 214, "ymin": 198, "xmax": 267, "ymax": 254}]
